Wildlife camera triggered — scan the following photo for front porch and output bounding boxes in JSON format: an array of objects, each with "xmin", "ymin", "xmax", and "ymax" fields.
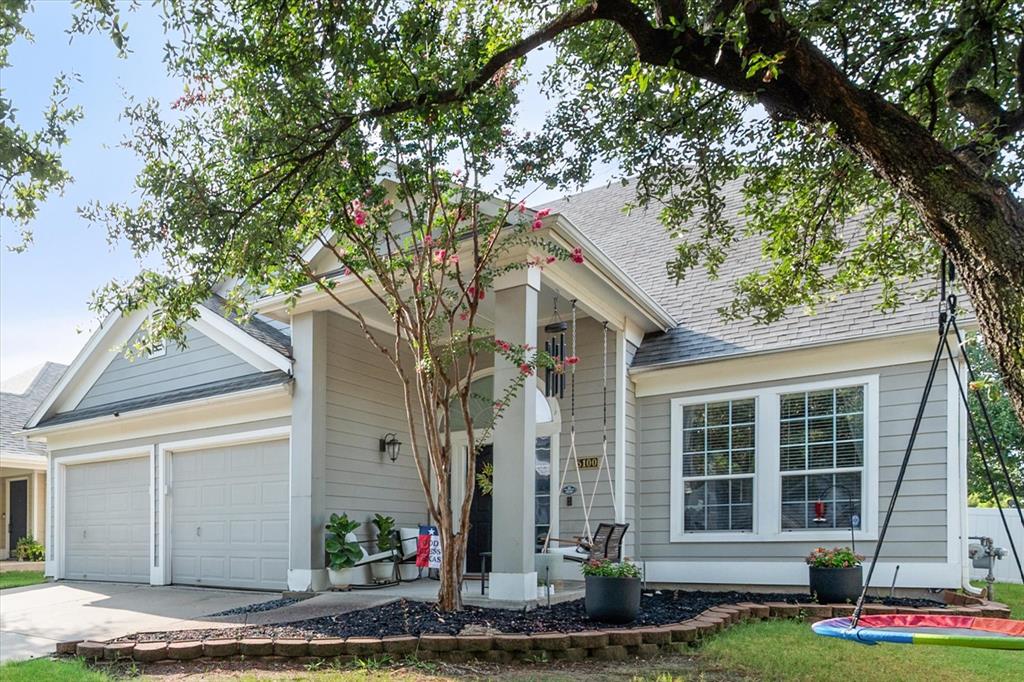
[{"xmin": 268, "ymin": 217, "xmax": 675, "ymax": 603}]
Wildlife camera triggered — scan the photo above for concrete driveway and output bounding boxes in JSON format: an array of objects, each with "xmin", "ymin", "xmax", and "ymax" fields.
[{"xmin": 0, "ymin": 581, "xmax": 275, "ymax": 662}]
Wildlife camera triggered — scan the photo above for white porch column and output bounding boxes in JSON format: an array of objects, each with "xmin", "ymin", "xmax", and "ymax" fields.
[
  {"xmin": 289, "ymin": 311, "xmax": 330, "ymax": 591},
  {"xmin": 490, "ymin": 268, "xmax": 540, "ymax": 601}
]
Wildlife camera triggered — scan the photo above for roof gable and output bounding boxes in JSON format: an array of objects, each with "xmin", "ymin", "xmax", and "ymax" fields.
[{"xmin": 25, "ymin": 302, "xmax": 293, "ymax": 430}]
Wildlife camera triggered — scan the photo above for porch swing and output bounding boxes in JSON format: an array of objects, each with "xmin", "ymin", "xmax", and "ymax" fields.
[
  {"xmin": 812, "ymin": 256, "xmax": 1024, "ymax": 651},
  {"xmin": 540, "ymin": 299, "xmax": 629, "ymax": 564}
]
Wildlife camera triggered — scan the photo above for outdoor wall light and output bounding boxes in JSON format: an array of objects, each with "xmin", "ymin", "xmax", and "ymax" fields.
[{"xmin": 380, "ymin": 433, "xmax": 402, "ymax": 463}]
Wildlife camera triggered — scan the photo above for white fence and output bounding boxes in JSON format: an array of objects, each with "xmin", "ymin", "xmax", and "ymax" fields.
[{"xmin": 968, "ymin": 507, "xmax": 1024, "ymax": 584}]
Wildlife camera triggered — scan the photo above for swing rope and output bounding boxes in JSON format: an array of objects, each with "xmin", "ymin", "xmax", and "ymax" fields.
[
  {"xmin": 584, "ymin": 321, "xmax": 617, "ymax": 527},
  {"xmin": 851, "ymin": 257, "xmax": 1024, "ymax": 627},
  {"xmin": 543, "ymin": 300, "xmax": 619, "ymax": 554}
]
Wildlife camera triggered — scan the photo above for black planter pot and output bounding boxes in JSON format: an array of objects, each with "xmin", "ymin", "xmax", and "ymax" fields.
[
  {"xmin": 809, "ymin": 565, "xmax": 863, "ymax": 604},
  {"xmin": 585, "ymin": 575, "xmax": 641, "ymax": 624}
]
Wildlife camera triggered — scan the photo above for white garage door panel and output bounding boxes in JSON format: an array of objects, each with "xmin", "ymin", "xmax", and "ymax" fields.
[
  {"xmin": 64, "ymin": 457, "xmax": 150, "ymax": 583},
  {"xmin": 171, "ymin": 439, "xmax": 289, "ymax": 590}
]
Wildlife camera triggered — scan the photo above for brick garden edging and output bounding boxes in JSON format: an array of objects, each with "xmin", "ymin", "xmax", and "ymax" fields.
[{"xmin": 56, "ymin": 599, "xmax": 1013, "ymax": 665}]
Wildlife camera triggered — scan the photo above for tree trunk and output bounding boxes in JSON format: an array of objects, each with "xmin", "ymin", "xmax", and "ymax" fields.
[{"xmin": 436, "ymin": 524, "xmax": 463, "ymax": 611}]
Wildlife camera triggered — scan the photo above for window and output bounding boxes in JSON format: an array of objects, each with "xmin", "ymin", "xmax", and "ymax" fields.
[
  {"xmin": 535, "ymin": 436, "xmax": 552, "ymax": 550},
  {"xmin": 681, "ymin": 398, "xmax": 756, "ymax": 532},
  {"xmin": 148, "ymin": 343, "xmax": 166, "ymax": 359},
  {"xmin": 780, "ymin": 386, "xmax": 865, "ymax": 530},
  {"xmin": 670, "ymin": 376, "xmax": 878, "ymax": 543}
]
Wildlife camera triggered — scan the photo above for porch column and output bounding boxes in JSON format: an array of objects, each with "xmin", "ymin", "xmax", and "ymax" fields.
[
  {"xmin": 289, "ymin": 311, "xmax": 330, "ymax": 591},
  {"xmin": 490, "ymin": 268, "xmax": 539, "ymax": 601}
]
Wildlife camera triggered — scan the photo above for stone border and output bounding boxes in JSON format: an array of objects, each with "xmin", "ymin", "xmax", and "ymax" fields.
[{"xmin": 57, "ymin": 600, "xmax": 1013, "ymax": 665}]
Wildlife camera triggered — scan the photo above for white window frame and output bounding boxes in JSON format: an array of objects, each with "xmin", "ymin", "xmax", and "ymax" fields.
[
  {"xmin": 670, "ymin": 374, "xmax": 879, "ymax": 543},
  {"xmin": 676, "ymin": 392, "xmax": 759, "ymax": 536}
]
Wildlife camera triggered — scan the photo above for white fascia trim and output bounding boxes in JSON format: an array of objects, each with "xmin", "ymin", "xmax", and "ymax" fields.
[
  {"xmin": 159, "ymin": 425, "xmax": 291, "ymax": 454},
  {"xmin": 668, "ymin": 374, "xmax": 880, "ymax": 544},
  {"xmin": 0, "ymin": 452, "xmax": 48, "ymax": 470},
  {"xmin": 26, "ymin": 308, "xmax": 149, "ymax": 427},
  {"xmin": 641, "ymin": 559, "xmax": 960, "ymax": 589},
  {"xmin": 544, "ymin": 215, "xmax": 676, "ymax": 330},
  {"xmin": 24, "ymin": 381, "xmax": 291, "ymax": 439},
  {"xmin": 193, "ymin": 305, "xmax": 292, "ymax": 373},
  {"xmin": 634, "ymin": 330, "xmax": 939, "ymax": 398}
]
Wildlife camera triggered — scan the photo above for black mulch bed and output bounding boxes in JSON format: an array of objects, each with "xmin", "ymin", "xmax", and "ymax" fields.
[
  {"xmin": 119, "ymin": 590, "xmax": 942, "ymax": 642},
  {"xmin": 204, "ymin": 597, "xmax": 302, "ymax": 618}
]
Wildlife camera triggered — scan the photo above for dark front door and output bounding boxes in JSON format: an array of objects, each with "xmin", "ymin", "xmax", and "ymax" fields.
[
  {"xmin": 465, "ymin": 444, "xmax": 493, "ymax": 574},
  {"xmin": 8, "ymin": 479, "xmax": 28, "ymax": 551}
]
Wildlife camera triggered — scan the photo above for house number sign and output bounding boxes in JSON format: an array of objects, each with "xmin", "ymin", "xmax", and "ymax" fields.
[{"xmin": 576, "ymin": 457, "xmax": 600, "ymax": 470}]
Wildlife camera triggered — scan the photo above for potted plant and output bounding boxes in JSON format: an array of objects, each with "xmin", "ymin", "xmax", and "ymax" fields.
[
  {"xmin": 581, "ymin": 559, "xmax": 642, "ymax": 624},
  {"xmin": 806, "ymin": 546, "xmax": 864, "ymax": 604},
  {"xmin": 325, "ymin": 513, "xmax": 363, "ymax": 588},
  {"xmin": 370, "ymin": 513, "xmax": 397, "ymax": 582}
]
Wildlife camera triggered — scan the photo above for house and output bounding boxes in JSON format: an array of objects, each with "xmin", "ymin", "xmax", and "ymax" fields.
[
  {"xmin": 21, "ymin": 178, "xmax": 971, "ymax": 602},
  {"xmin": 1, "ymin": 362, "xmax": 67, "ymax": 559}
]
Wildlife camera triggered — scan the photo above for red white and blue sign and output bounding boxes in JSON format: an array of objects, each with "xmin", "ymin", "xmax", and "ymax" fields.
[{"xmin": 416, "ymin": 525, "xmax": 442, "ymax": 568}]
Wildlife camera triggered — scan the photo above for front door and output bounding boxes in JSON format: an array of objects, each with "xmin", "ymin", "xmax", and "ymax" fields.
[
  {"xmin": 465, "ymin": 444, "xmax": 493, "ymax": 574},
  {"xmin": 8, "ymin": 480, "xmax": 28, "ymax": 551}
]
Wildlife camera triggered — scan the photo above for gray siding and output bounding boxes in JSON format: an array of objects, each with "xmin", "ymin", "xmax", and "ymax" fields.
[
  {"xmin": 637, "ymin": 360, "xmax": 951, "ymax": 564},
  {"xmin": 76, "ymin": 325, "xmax": 258, "ymax": 411},
  {"xmin": 323, "ymin": 314, "xmax": 428, "ymax": 540}
]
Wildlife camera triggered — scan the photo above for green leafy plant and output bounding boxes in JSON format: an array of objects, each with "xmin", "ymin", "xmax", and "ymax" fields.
[
  {"xmin": 324, "ymin": 513, "xmax": 362, "ymax": 571},
  {"xmin": 14, "ymin": 535, "xmax": 44, "ymax": 562},
  {"xmin": 805, "ymin": 546, "xmax": 863, "ymax": 569},
  {"xmin": 580, "ymin": 559, "xmax": 642, "ymax": 578},
  {"xmin": 475, "ymin": 461, "xmax": 494, "ymax": 496},
  {"xmin": 372, "ymin": 513, "xmax": 396, "ymax": 553}
]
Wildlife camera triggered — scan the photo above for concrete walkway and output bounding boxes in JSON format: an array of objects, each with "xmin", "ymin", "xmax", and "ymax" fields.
[{"xmin": 0, "ymin": 582, "xmax": 273, "ymax": 662}]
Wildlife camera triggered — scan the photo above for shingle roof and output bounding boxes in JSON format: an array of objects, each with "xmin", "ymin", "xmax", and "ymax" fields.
[
  {"xmin": 35, "ymin": 371, "xmax": 291, "ymax": 429},
  {"xmin": 205, "ymin": 295, "xmax": 293, "ymax": 358},
  {"xmin": 540, "ymin": 179, "xmax": 943, "ymax": 368},
  {"xmin": 1, "ymin": 362, "xmax": 67, "ymax": 456}
]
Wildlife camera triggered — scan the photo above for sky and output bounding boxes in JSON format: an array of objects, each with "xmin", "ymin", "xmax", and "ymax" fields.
[
  {"xmin": 1, "ymin": 1, "xmax": 182, "ymax": 381},
  {"xmin": 0, "ymin": 3, "xmax": 616, "ymax": 383}
]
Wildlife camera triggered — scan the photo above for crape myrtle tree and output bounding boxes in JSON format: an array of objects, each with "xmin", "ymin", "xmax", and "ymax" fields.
[{"xmin": 83, "ymin": 6, "xmax": 582, "ymax": 608}]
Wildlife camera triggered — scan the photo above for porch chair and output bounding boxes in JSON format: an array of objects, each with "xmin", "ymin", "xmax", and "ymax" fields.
[{"xmin": 545, "ymin": 522, "xmax": 629, "ymax": 563}]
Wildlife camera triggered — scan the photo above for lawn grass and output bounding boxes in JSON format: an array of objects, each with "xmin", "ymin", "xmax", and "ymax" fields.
[
  {"xmin": 0, "ymin": 570, "xmax": 45, "ymax": 590},
  {"xmin": 697, "ymin": 619, "xmax": 1022, "ymax": 682},
  {"xmin": 0, "ymin": 658, "xmax": 115, "ymax": 682}
]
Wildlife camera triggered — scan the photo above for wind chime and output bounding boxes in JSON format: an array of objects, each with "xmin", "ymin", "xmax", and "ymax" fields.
[{"xmin": 543, "ymin": 296, "xmax": 567, "ymax": 399}]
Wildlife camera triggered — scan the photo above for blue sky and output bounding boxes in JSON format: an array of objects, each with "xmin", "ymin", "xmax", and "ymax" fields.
[
  {"xmin": 0, "ymin": 3, "xmax": 615, "ymax": 382},
  {"xmin": 1, "ymin": 1, "xmax": 182, "ymax": 380}
]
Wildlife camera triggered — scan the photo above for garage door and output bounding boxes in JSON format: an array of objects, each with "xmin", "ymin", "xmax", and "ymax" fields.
[
  {"xmin": 65, "ymin": 457, "xmax": 150, "ymax": 582},
  {"xmin": 170, "ymin": 439, "xmax": 289, "ymax": 590}
]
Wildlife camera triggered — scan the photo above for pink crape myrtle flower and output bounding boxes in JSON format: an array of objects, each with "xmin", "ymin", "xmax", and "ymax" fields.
[
  {"xmin": 566, "ymin": 355, "xmax": 580, "ymax": 365},
  {"xmin": 519, "ymin": 363, "xmax": 533, "ymax": 376},
  {"xmin": 433, "ymin": 249, "xmax": 447, "ymax": 264},
  {"xmin": 495, "ymin": 340, "xmax": 512, "ymax": 352},
  {"xmin": 570, "ymin": 246, "xmax": 584, "ymax": 264}
]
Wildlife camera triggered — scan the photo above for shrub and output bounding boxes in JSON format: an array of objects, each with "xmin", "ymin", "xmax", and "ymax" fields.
[
  {"xmin": 805, "ymin": 546, "xmax": 864, "ymax": 569},
  {"xmin": 15, "ymin": 535, "xmax": 44, "ymax": 562},
  {"xmin": 580, "ymin": 559, "xmax": 641, "ymax": 578}
]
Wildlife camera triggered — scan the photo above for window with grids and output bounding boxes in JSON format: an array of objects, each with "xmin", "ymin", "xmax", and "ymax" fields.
[
  {"xmin": 780, "ymin": 386, "xmax": 865, "ymax": 530},
  {"xmin": 681, "ymin": 398, "xmax": 755, "ymax": 532}
]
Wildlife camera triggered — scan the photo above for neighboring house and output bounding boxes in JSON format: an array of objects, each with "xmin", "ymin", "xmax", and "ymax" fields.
[
  {"xmin": 1, "ymin": 362, "xmax": 67, "ymax": 558},
  {"xmin": 22, "ymin": 179, "xmax": 972, "ymax": 602}
]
